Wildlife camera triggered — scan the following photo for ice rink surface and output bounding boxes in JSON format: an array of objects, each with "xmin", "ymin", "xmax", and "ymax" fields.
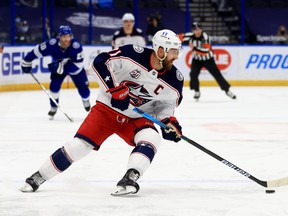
[{"xmin": 1, "ymin": 86, "xmax": 288, "ymax": 216}]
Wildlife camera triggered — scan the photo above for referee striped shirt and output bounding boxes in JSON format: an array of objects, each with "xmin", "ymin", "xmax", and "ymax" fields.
[{"xmin": 183, "ymin": 31, "xmax": 214, "ymax": 61}]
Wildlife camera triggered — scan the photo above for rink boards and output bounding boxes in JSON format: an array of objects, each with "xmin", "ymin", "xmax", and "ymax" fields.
[{"xmin": 1, "ymin": 45, "xmax": 288, "ymax": 91}]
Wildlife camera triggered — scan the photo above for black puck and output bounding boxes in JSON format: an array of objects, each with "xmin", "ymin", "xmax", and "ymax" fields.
[{"xmin": 265, "ymin": 190, "xmax": 275, "ymax": 194}]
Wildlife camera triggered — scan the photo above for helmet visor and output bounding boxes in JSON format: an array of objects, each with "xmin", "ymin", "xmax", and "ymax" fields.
[{"xmin": 168, "ymin": 47, "xmax": 183, "ymax": 58}]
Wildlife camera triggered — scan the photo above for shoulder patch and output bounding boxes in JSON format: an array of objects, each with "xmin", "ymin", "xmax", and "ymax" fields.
[
  {"xmin": 133, "ymin": 44, "xmax": 144, "ymax": 53},
  {"xmin": 40, "ymin": 42, "xmax": 47, "ymax": 51},
  {"xmin": 72, "ymin": 41, "xmax": 80, "ymax": 49},
  {"xmin": 49, "ymin": 38, "xmax": 57, "ymax": 45},
  {"xmin": 176, "ymin": 70, "xmax": 184, "ymax": 81},
  {"xmin": 136, "ymin": 28, "xmax": 143, "ymax": 33}
]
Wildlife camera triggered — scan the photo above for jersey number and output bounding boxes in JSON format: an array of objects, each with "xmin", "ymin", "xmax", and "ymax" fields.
[{"xmin": 77, "ymin": 52, "xmax": 84, "ymax": 60}]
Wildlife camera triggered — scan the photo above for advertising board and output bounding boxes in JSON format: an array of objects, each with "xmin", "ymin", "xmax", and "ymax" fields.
[{"xmin": 1, "ymin": 45, "xmax": 287, "ymax": 91}]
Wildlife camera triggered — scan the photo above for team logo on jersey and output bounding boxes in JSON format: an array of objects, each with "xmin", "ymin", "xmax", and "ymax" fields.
[
  {"xmin": 121, "ymin": 81, "xmax": 152, "ymax": 107},
  {"xmin": 176, "ymin": 70, "xmax": 184, "ymax": 81},
  {"xmin": 49, "ymin": 39, "xmax": 57, "ymax": 45},
  {"xmin": 73, "ymin": 42, "xmax": 80, "ymax": 49},
  {"xmin": 130, "ymin": 69, "xmax": 141, "ymax": 79},
  {"xmin": 133, "ymin": 45, "xmax": 144, "ymax": 53}
]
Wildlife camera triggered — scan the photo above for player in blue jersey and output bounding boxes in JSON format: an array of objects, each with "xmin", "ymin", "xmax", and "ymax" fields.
[
  {"xmin": 20, "ymin": 29, "xmax": 183, "ymax": 196},
  {"xmin": 21, "ymin": 25, "xmax": 91, "ymax": 119}
]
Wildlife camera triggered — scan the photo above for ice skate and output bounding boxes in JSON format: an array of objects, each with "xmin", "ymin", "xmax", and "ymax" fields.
[
  {"xmin": 226, "ymin": 90, "xmax": 236, "ymax": 99},
  {"xmin": 194, "ymin": 91, "xmax": 200, "ymax": 101},
  {"xmin": 82, "ymin": 100, "xmax": 91, "ymax": 112},
  {"xmin": 20, "ymin": 171, "xmax": 46, "ymax": 192},
  {"xmin": 111, "ymin": 169, "xmax": 140, "ymax": 196},
  {"xmin": 48, "ymin": 107, "xmax": 57, "ymax": 120}
]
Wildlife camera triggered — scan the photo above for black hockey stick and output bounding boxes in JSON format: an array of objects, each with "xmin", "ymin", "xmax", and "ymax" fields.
[
  {"xmin": 133, "ymin": 107, "xmax": 288, "ymax": 188},
  {"xmin": 30, "ymin": 73, "xmax": 74, "ymax": 122}
]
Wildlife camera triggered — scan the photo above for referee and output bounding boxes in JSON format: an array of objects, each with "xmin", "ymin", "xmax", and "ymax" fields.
[{"xmin": 184, "ymin": 22, "xmax": 236, "ymax": 100}]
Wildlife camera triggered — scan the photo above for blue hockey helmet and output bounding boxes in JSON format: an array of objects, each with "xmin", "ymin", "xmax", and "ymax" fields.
[{"xmin": 58, "ymin": 25, "xmax": 72, "ymax": 36}]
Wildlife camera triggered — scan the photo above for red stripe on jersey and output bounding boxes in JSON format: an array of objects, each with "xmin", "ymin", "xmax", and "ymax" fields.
[
  {"xmin": 158, "ymin": 78, "xmax": 181, "ymax": 108},
  {"xmin": 109, "ymin": 49, "xmax": 121, "ymax": 57},
  {"xmin": 91, "ymin": 63, "xmax": 117, "ymax": 90}
]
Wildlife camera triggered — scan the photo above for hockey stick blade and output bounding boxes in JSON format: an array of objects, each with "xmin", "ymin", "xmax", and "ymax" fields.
[
  {"xmin": 111, "ymin": 186, "xmax": 137, "ymax": 196},
  {"xmin": 30, "ymin": 73, "xmax": 74, "ymax": 122},
  {"xmin": 133, "ymin": 107, "xmax": 288, "ymax": 188},
  {"xmin": 267, "ymin": 176, "xmax": 288, "ymax": 187}
]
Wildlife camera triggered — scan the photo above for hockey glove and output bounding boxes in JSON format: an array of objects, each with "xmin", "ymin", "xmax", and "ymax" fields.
[
  {"xmin": 107, "ymin": 84, "xmax": 130, "ymax": 111},
  {"xmin": 161, "ymin": 117, "xmax": 182, "ymax": 142},
  {"xmin": 21, "ymin": 60, "xmax": 32, "ymax": 73},
  {"xmin": 48, "ymin": 61, "xmax": 64, "ymax": 75}
]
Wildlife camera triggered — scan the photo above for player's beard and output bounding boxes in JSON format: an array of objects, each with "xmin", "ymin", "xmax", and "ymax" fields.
[{"xmin": 162, "ymin": 58, "xmax": 175, "ymax": 70}]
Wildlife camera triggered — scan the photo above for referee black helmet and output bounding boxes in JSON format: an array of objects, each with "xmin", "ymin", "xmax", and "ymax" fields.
[{"xmin": 192, "ymin": 22, "xmax": 202, "ymax": 30}]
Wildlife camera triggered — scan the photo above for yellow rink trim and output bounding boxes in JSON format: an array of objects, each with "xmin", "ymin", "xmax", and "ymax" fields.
[
  {"xmin": 192, "ymin": 80, "xmax": 288, "ymax": 87},
  {"xmin": 0, "ymin": 80, "xmax": 288, "ymax": 92}
]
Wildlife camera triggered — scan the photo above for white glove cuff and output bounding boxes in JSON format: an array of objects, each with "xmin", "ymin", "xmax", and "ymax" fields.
[{"xmin": 21, "ymin": 60, "xmax": 32, "ymax": 67}]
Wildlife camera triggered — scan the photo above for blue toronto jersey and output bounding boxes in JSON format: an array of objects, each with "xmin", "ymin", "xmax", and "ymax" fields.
[
  {"xmin": 24, "ymin": 38, "xmax": 84, "ymax": 75},
  {"xmin": 90, "ymin": 44, "xmax": 184, "ymax": 120}
]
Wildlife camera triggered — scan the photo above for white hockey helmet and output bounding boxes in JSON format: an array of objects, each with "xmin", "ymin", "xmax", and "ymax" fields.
[
  {"xmin": 152, "ymin": 29, "xmax": 182, "ymax": 54},
  {"xmin": 122, "ymin": 13, "xmax": 135, "ymax": 21}
]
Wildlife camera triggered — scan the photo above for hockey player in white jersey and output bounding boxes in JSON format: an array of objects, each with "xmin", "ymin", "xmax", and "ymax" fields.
[
  {"xmin": 21, "ymin": 25, "xmax": 91, "ymax": 119},
  {"xmin": 20, "ymin": 29, "xmax": 184, "ymax": 195},
  {"xmin": 112, "ymin": 13, "xmax": 146, "ymax": 49}
]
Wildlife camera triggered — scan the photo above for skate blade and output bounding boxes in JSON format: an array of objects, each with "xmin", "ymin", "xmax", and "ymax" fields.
[
  {"xmin": 111, "ymin": 186, "xmax": 137, "ymax": 196},
  {"xmin": 19, "ymin": 183, "xmax": 34, "ymax": 193},
  {"xmin": 49, "ymin": 115, "xmax": 54, "ymax": 120}
]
